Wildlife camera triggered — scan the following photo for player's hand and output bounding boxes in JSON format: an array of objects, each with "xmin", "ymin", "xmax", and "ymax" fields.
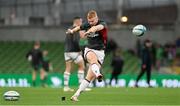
[
  {"xmin": 28, "ymin": 55, "xmax": 32, "ymax": 61},
  {"xmin": 79, "ymin": 31, "xmax": 86, "ymax": 38},
  {"xmin": 66, "ymin": 29, "xmax": 73, "ymax": 34},
  {"xmin": 84, "ymin": 32, "xmax": 90, "ymax": 36}
]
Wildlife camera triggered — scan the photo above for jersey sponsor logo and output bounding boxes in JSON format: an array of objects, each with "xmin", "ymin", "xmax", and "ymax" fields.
[{"xmin": 87, "ymin": 33, "xmax": 99, "ymax": 38}]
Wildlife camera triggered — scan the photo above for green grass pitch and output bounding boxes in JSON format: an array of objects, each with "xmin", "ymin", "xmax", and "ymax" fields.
[{"xmin": 0, "ymin": 87, "xmax": 180, "ymax": 106}]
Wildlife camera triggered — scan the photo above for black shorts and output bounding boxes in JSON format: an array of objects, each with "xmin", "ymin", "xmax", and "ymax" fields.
[
  {"xmin": 112, "ymin": 72, "xmax": 121, "ymax": 76},
  {"xmin": 32, "ymin": 64, "xmax": 42, "ymax": 71},
  {"xmin": 42, "ymin": 65, "xmax": 49, "ymax": 72}
]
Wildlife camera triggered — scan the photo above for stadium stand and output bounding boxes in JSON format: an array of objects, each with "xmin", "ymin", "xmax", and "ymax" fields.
[{"xmin": 0, "ymin": 41, "xmax": 140, "ymax": 74}]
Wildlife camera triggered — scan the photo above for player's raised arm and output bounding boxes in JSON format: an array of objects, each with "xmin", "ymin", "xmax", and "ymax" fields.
[
  {"xmin": 66, "ymin": 26, "xmax": 81, "ymax": 34},
  {"xmin": 85, "ymin": 24, "xmax": 104, "ymax": 34}
]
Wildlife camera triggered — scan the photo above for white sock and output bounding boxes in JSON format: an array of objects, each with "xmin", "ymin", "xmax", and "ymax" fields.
[
  {"xmin": 78, "ymin": 71, "xmax": 84, "ymax": 84},
  {"xmin": 91, "ymin": 64, "xmax": 100, "ymax": 77},
  {"xmin": 74, "ymin": 79, "xmax": 90, "ymax": 97},
  {"xmin": 64, "ymin": 72, "xmax": 70, "ymax": 87}
]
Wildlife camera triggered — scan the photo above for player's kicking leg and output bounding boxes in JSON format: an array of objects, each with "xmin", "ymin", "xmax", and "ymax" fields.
[{"xmin": 71, "ymin": 51, "xmax": 102, "ymax": 101}]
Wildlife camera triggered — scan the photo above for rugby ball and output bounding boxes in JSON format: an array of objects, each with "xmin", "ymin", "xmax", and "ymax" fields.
[
  {"xmin": 3, "ymin": 91, "xmax": 20, "ymax": 101},
  {"xmin": 132, "ymin": 24, "xmax": 147, "ymax": 36}
]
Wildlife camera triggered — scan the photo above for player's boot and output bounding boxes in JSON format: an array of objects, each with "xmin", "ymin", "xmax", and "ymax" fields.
[
  {"xmin": 70, "ymin": 95, "xmax": 79, "ymax": 101},
  {"xmin": 63, "ymin": 87, "xmax": 74, "ymax": 92},
  {"xmin": 135, "ymin": 83, "xmax": 139, "ymax": 88},
  {"xmin": 97, "ymin": 74, "xmax": 103, "ymax": 82}
]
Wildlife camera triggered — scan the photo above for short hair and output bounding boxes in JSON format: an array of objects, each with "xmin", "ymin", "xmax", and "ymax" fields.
[
  {"xmin": 34, "ymin": 41, "xmax": 40, "ymax": 46},
  {"xmin": 144, "ymin": 39, "xmax": 151, "ymax": 43},
  {"xmin": 144, "ymin": 39, "xmax": 152, "ymax": 46},
  {"xmin": 73, "ymin": 16, "xmax": 81, "ymax": 21},
  {"xmin": 87, "ymin": 10, "xmax": 97, "ymax": 19}
]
